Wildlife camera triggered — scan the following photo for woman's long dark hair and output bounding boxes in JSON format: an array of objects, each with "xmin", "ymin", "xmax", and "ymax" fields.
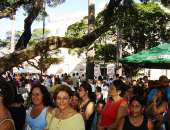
[
  {"xmin": 30, "ymin": 84, "xmax": 54, "ymax": 107},
  {"xmin": 80, "ymin": 81, "xmax": 96, "ymax": 102},
  {"xmin": 0, "ymin": 76, "xmax": 15, "ymax": 107}
]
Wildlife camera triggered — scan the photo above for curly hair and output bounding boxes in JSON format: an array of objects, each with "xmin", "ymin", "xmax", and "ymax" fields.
[
  {"xmin": 53, "ymin": 85, "xmax": 73, "ymax": 100},
  {"xmin": 80, "ymin": 81, "xmax": 95, "ymax": 101},
  {"xmin": 111, "ymin": 79, "xmax": 128, "ymax": 97},
  {"xmin": 30, "ymin": 84, "xmax": 54, "ymax": 107},
  {"xmin": 0, "ymin": 77, "xmax": 15, "ymax": 107}
]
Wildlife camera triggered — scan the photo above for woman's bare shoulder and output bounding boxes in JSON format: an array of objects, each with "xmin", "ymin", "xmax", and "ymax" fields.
[
  {"xmin": 47, "ymin": 106, "xmax": 56, "ymax": 113},
  {"xmin": 0, "ymin": 119, "xmax": 14, "ymax": 130}
]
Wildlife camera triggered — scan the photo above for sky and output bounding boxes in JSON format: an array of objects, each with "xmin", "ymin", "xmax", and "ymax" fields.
[{"xmin": 0, "ymin": 0, "xmax": 109, "ymax": 39}]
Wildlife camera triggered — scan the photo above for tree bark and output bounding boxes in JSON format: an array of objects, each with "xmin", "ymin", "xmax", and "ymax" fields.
[
  {"xmin": 0, "ymin": 1, "xmax": 30, "ymax": 19},
  {"xmin": 0, "ymin": 21, "xmax": 111, "ymax": 74},
  {"xmin": 0, "ymin": 0, "xmax": 125, "ymax": 74},
  {"xmin": 86, "ymin": 0, "xmax": 95, "ymax": 80},
  {"xmin": 15, "ymin": 0, "xmax": 43, "ymax": 50}
]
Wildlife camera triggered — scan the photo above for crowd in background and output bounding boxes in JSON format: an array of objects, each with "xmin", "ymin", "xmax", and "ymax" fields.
[{"xmin": 0, "ymin": 71, "xmax": 170, "ymax": 130}]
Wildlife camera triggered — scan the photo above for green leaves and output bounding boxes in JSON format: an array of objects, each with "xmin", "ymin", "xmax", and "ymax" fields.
[
  {"xmin": 95, "ymin": 44, "xmax": 117, "ymax": 62},
  {"xmin": 65, "ymin": 17, "xmax": 88, "ymax": 39},
  {"xmin": 117, "ymin": 3, "xmax": 170, "ymax": 52},
  {"xmin": 45, "ymin": 0, "xmax": 65, "ymax": 7}
]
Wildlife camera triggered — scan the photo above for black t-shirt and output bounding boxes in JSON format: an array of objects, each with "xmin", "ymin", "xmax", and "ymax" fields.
[
  {"xmin": 123, "ymin": 116, "xmax": 148, "ymax": 130},
  {"xmin": 9, "ymin": 105, "xmax": 26, "ymax": 130},
  {"xmin": 80, "ymin": 101, "xmax": 95, "ymax": 130}
]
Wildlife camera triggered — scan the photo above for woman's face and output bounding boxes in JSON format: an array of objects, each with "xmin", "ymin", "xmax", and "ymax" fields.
[
  {"xmin": 31, "ymin": 87, "xmax": 43, "ymax": 106},
  {"xmin": 70, "ymin": 95, "xmax": 79, "ymax": 108},
  {"xmin": 109, "ymin": 85, "xmax": 119, "ymax": 98},
  {"xmin": 78, "ymin": 87, "xmax": 87, "ymax": 98},
  {"xmin": 56, "ymin": 91, "xmax": 70, "ymax": 111},
  {"xmin": 125, "ymin": 88, "xmax": 134, "ymax": 99},
  {"xmin": 129, "ymin": 100, "xmax": 143, "ymax": 117},
  {"xmin": 156, "ymin": 90, "xmax": 162, "ymax": 98}
]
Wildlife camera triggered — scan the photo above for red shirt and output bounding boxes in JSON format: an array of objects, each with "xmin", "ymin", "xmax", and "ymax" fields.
[{"xmin": 99, "ymin": 98, "xmax": 127, "ymax": 127}]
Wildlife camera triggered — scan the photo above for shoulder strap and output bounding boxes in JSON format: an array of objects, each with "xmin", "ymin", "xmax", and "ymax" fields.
[
  {"xmin": 83, "ymin": 100, "xmax": 91, "ymax": 110},
  {"xmin": 0, "ymin": 119, "xmax": 15, "ymax": 130}
]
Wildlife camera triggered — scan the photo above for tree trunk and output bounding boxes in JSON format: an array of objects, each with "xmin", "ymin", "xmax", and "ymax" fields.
[
  {"xmin": 0, "ymin": 0, "xmax": 124, "ymax": 74},
  {"xmin": 86, "ymin": 0, "xmax": 95, "ymax": 80},
  {"xmin": 15, "ymin": 0, "xmax": 43, "ymax": 50}
]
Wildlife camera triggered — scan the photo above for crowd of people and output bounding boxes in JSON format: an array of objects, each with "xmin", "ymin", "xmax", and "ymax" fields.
[{"xmin": 0, "ymin": 72, "xmax": 170, "ymax": 130}]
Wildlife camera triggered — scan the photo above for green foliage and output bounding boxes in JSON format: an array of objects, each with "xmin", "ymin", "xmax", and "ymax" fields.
[
  {"xmin": 0, "ymin": 40, "xmax": 9, "ymax": 47},
  {"xmin": 37, "ymin": 50, "xmax": 63, "ymax": 73},
  {"xmin": 65, "ymin": 16, "xmax": 88, "ymax": 38},
  {"xmin": 4, "ymin": 28, "xmax": 50, "ymax": 47},
  {"xmin": 31, "ymin": 28, "xmax": 50, "ymax": 40},
  {"xmin": 22, "ymin": 0, "xmax": 65, "ymax": 22},
  {"xmin": 36, "ymin": 9, "xmax": 48, "ymax": 21},
  {"xmin": 116, "ymin": 3, "xmax": 170, "ymax": 53},
  {"xmin": 46, "ymin": 0, "xmax": 65, "ymax": 7},
  {"xmin": 7, "ymin": 0, "xmax": 17, "ymax": 4},
  {"xmin": 4, "ymin": 0, "xmax": 19, "ymax": 4},
  {"xmin": 29, "ymin": 28, "xmax": 50, "ymax": 46},
  {"xmin": 95, "ymin": 44, "xmax": 117, "ymax": 62},
  {"xmin": 65, "ymin": 1, "xmax": 170, "ymax": 77},
  {"xmin": 65, "ymin": 16, "xmax": 117, "ymax": 61},
  {"xmin": 27, "ymin": 27, "xmax": 62, "ymax": 74},
  {"xmin": 65, "ymin": 16, "xmax": 88, "ymax": 56}
]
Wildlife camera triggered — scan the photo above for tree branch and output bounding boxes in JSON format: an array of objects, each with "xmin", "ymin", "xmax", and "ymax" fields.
[
  {"xmin": 0, "ymin": 0, "xmax": 31, "ymax": 19},
  {"xmin": 0, "ymin": 0, "xmax": 128, "ymax": 74},
  {"xmin": 15, "ymin": 0, "xmax": 43, "ymax": 50},
  {"xmin": 0, "ymin": 20, "xmax": 113, "ymax": 74},
  {"xmin": 27, "ymin": 60, "xmax": 39, "ymax": 70}
]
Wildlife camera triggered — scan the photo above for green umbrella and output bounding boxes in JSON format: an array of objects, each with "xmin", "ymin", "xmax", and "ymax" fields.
[{"xmin": 120, "ymin": 42, "xmax": 170, "ymax": 69}]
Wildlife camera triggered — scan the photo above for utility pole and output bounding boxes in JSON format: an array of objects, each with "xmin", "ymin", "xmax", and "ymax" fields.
[
  {"xmin": 86, "ymin": 0, "xmax": 95, "ymax": 80},
  {"xmin": 116, "ymin": 29, "xmax": 122, "ymax": 76}
]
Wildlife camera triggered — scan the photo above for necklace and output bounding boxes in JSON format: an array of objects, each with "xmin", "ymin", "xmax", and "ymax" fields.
[
  {"xmin": 56, "ymin": 119, "xmax": 62, "ymax": 130},
  {"xmin": 56, "ymin": 107, "xmax": 73, "ymax": 119}
]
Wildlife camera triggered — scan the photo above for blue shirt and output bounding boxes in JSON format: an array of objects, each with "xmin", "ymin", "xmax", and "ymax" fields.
[{"xmin": 26, "ymin": 107, "xmax": 48, "ymax": 130}]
